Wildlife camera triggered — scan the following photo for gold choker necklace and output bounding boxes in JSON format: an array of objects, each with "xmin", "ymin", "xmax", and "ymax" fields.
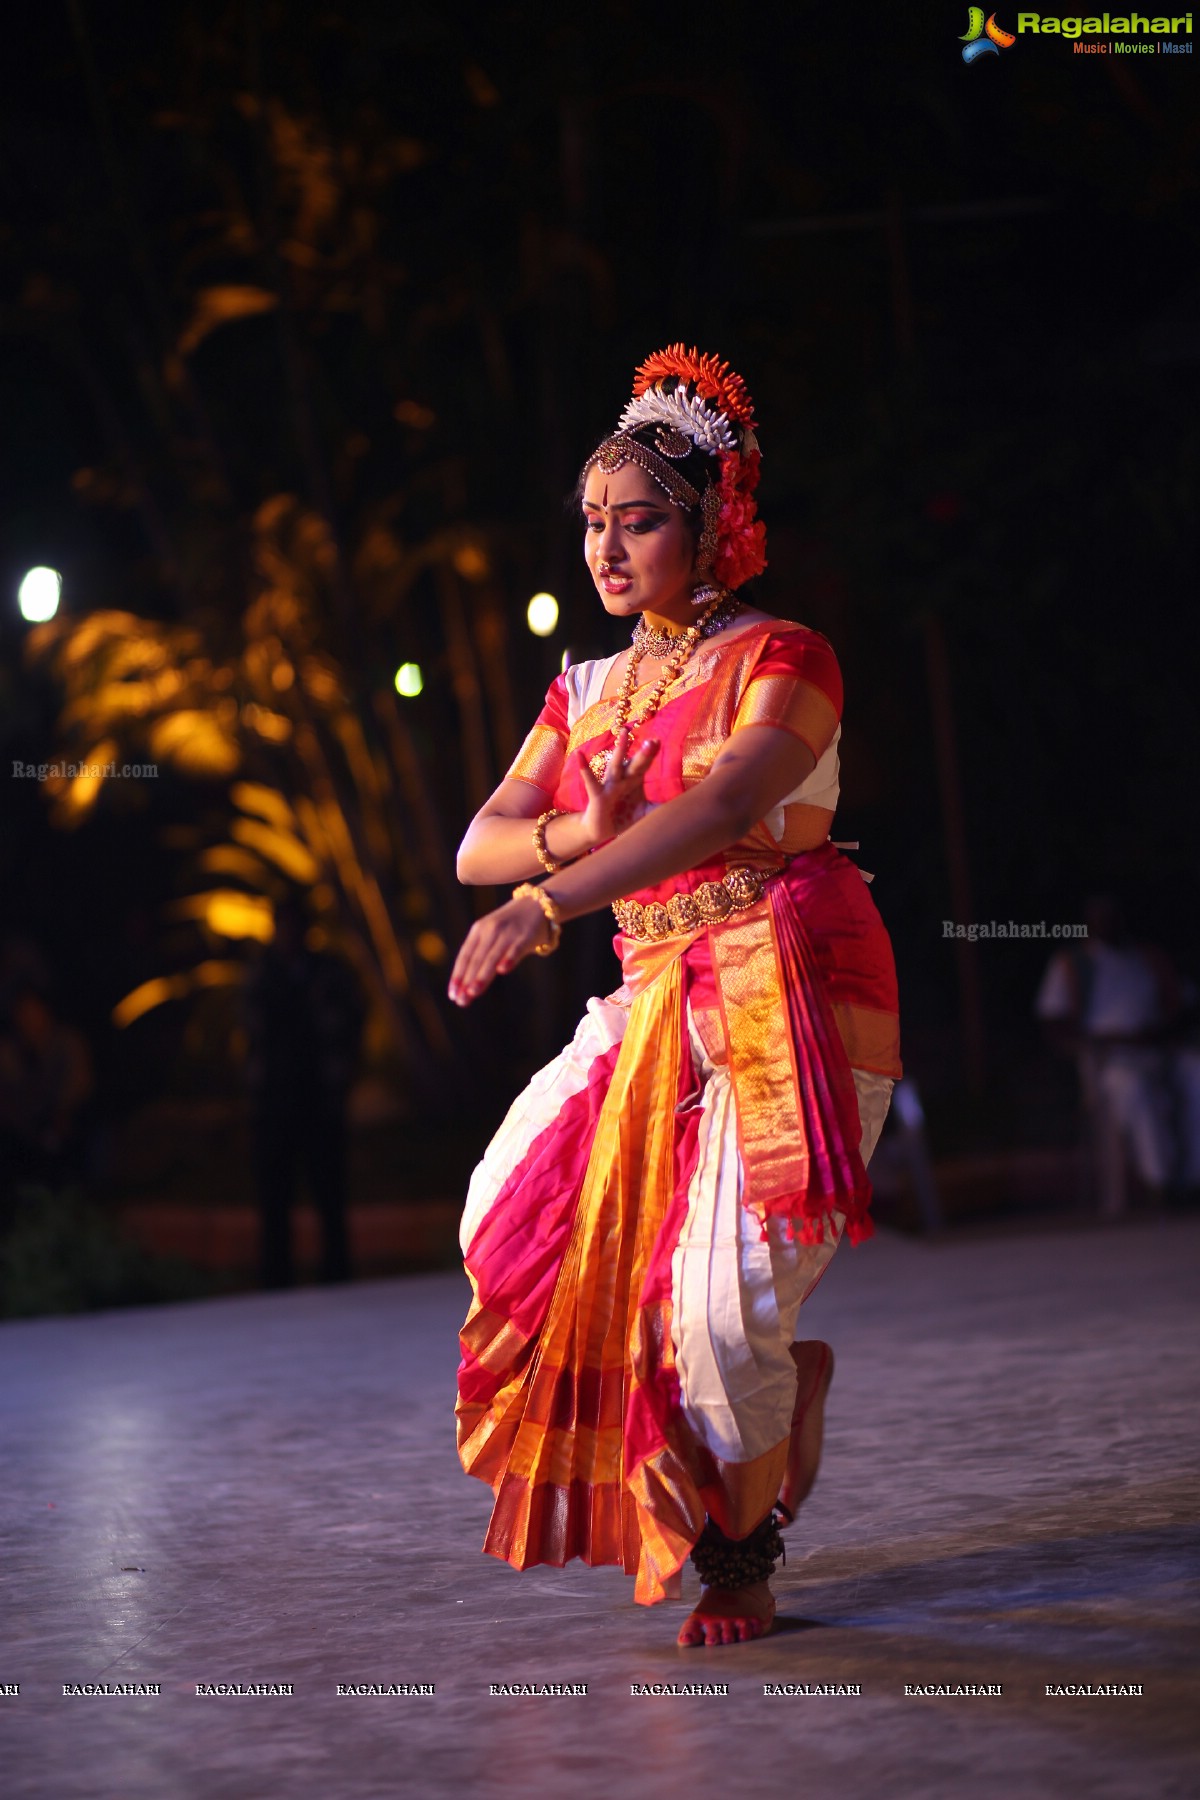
[
  {"xmin": 635, "ymin": 611, "xmax": 688, "ymax": 659},
  {"xmin": 633, "ymin": 595, "xmax": 740, "ymax": 661}
]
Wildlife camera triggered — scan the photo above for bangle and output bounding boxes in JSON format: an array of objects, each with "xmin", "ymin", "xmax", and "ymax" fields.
[
  {"xmin": 532, "ymin": 808, "xmax": 561, "ymax": 873},
  {"xmin": 512, "ymin": 883, "xmax": 562, "ymax": 956}
]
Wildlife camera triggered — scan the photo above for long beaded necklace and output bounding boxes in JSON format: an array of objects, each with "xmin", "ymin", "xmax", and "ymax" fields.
[{"xmin": 588, "ymin": 590, "xmax": 741, "ymax": 779}]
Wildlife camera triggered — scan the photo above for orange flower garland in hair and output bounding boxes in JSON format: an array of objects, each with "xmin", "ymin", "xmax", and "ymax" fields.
[
  {"xmin": 632, "ymin": 343, "xmax": 758, "ymax": 433},
  {"xmin": 627, "ymin": 343, "xmax": 767, "ymax": 589}
]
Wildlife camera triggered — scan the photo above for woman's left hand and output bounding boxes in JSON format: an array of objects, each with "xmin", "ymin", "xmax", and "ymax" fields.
[{"xmin": 448, "ymin": 893, "xmax": 554, "ymax": 1006}]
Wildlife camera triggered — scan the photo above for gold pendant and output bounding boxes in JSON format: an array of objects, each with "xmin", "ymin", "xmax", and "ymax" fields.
[{"xmin": 589, "ymin": 748, "xmax": 631, "ymax": 780}]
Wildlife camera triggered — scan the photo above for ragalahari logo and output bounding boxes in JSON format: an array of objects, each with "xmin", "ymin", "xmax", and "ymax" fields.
[{"xmin": 960, "ymin": 8, "xmax": 1017, "ymax": 58}]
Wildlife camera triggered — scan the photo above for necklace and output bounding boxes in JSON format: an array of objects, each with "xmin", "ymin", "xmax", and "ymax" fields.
[
  {"xmin": 588, "ymin": 591, "xmax": 742, "ymax": 780},
  {"xmin": 632, "ymin": 615, "xmax": 691, "ymax": 662},
  {"xmin": 632, "ymin": 591, "xmax": 739, "ymax": 661}
]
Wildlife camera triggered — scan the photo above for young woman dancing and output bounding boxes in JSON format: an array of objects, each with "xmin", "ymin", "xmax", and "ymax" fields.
[{"xmin": 450, "ymin": 345, "xmax": 901, "ymax": 1647}]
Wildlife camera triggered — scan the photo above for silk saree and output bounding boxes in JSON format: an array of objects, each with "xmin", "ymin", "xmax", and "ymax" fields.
[{"xmin": 456, "ymin": 620, "xmax": 901, "ymax": 1603}]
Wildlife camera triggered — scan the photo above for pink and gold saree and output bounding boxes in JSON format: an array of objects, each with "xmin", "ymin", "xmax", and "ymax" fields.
[{"xmin": 456, "ymin": 620, "xmax": 901, "ymax": 1603}]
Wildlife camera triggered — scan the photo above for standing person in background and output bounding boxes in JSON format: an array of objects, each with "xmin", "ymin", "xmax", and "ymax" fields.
[
  {"xmin": 449, "ymin": 346, "xmax": 902, "ymax": 1648},
  {"xmin": 242, "ymin": 895, "xmax": 366, "ymax": 1288},
  {"xmin": 1036, "ymin": 893, "xmax": 1200, "ymax": 1208}
]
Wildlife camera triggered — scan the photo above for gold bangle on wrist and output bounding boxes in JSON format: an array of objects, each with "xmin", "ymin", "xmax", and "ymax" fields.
[
  {"xmin": 512, "ymin": 882, "xmax": 563, "ymax": 956},
  {"xmin": 532, "ymin": 808, "xmax": 561, "ymax": 873}
]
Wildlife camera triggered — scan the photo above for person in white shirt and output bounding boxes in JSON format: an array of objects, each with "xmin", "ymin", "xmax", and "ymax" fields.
[{"xmin": 1036, "ymin": 895, "xmax": 1200, "ymax": 1205}]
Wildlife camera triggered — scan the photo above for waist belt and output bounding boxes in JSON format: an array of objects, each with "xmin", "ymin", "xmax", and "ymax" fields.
[{"xmin": 612, "ymin": 865, "xmax": 777, "ymax": 941}]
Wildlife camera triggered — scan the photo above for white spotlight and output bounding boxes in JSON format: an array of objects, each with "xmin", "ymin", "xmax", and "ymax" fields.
[
  {"xmin": 526, "ymin": 592, "xmax": 559, "ymax": 638},
  {"xmin": 18, "ymin": 567, "xmax": 62, "ymax": 622}
]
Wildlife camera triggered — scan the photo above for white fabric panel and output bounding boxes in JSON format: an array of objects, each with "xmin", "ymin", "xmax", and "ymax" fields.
[
  {"xmin": 670, "ymin": 1008, "xmax": 892, "ymax": 1463},
  {"xmin": 763, "ymin": 724, "xmax": 841, "ymax": 842},
  {"xmin": 565, "ymin": 655, "xmax": 618, "ymax": 725},
  {"xmin": 458, "ymin": 991, "xmax": 629, "ymax": 1254}
]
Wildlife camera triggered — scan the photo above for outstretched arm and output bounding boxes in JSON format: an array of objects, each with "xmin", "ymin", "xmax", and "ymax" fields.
[{"xmin": 448, "ymin": 723, "xmax": 816, "ymax": 1004}]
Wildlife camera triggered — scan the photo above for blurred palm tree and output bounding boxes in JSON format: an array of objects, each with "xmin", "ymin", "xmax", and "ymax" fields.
[
  {"xmin": 25, "ymin": 492, "xmax": 481, "ymax": 1069},
  {"xmin": 9, "ymin": 7, "xmax": 585, "ymax": 1079}
]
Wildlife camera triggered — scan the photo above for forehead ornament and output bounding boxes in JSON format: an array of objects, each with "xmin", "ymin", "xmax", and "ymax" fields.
[{"xmin": 587, "ymin": 431, "xmax": 701, "ymax": 510}]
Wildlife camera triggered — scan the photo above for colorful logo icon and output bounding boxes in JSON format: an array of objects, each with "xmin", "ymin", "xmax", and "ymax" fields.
[{"xmin": 960, "ymin": 8, "xmax": 1016, "ymax": 61}]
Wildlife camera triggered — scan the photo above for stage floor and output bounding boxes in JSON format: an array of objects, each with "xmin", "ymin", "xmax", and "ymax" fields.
[{"xmin": 2, "ymin": 1217, "xmax": 1197, "ymax": 1799}]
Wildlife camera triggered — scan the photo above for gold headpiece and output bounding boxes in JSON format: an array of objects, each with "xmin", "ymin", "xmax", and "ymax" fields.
[{"xmin": 584, "ymin": 427, "xmax": 701, "ymax": 511}]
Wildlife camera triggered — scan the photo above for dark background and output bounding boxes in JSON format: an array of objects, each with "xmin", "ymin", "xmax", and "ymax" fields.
[{"xmin": 2, "ymin": 2, "xmax": 1197, "ymax": 1250}]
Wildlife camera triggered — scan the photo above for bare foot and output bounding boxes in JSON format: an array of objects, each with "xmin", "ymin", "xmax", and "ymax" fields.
[
  {"xmin": 776, "ymin": 1340, "xmax": 834, "ymax": 1525},
  {"xmin": 677, "ymin": 1580, "xmax": 776, "ymax": 1647}
]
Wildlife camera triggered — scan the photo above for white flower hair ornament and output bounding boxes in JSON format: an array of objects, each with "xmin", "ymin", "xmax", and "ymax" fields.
[{"xmin": 616, "ymin": 385, "xmax": 738, "ymax": 456}]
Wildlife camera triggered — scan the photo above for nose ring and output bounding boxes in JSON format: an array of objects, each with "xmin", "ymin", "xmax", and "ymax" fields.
[{"xmin": 597, "ymin": 560, "xmax": 611, "ymax": 573}]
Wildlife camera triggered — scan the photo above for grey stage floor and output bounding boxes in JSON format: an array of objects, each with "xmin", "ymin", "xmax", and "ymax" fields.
[{"xmin": 1, "ymin": 1218, "xmax": 1198, "ymax": 1800}]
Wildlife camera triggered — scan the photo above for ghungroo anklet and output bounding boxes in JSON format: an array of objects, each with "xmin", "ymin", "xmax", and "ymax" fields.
[{"xmin": 690, "ymin": 1512, "xmax": 785, "ymax": 1590}]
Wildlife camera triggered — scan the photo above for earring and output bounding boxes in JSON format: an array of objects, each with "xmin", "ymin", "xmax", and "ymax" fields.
[{"xmin": 691, "ymin": 484, "xmax": 722, "ymax": 603}]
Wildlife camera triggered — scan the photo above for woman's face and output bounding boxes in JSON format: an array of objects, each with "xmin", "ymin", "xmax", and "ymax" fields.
[{"xmin": 581, "ymin": 462, "xmax": 697, "ymax": 623}]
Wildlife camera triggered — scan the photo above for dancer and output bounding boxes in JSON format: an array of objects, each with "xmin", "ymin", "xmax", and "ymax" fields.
[{"xmin": 450, "ymin": 346, "xmax": 901, "ymax": 1646}]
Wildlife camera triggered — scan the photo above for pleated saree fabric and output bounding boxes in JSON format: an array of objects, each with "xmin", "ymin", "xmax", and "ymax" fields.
[{"xmin": 457, "ymin": 621, "xmax": 901, "ymax": 1604}]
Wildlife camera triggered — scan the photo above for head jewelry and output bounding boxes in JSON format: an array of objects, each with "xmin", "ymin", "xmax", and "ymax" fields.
[{"xmin": 581, "ymin": 344, "xmax": 768, "ymax": 592}]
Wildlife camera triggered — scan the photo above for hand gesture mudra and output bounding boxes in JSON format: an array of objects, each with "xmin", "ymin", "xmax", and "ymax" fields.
[
  {"xmin": 447, "ymin": 727, "xmax": 660, "ymax": 1008},
  {"xmin": 578, "ymin": 725, "xmax": 660, "ymax": 845}
]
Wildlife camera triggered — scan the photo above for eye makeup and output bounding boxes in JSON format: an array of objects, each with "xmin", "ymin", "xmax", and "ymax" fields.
[{"xmin": 582, "ymin": 505, "xmax": 668, "ymax": 531}]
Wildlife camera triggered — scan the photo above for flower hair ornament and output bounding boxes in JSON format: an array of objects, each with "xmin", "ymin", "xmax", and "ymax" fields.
[{"xmin": 582, "ymin": 343, "xmax": 768, "ymax": 601}]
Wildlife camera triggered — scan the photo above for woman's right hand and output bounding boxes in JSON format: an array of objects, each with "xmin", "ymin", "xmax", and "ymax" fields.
[
  {"xmin": 577, "ymin": 727, "xmax": 660, "ymax": 847},
  {"xmin": 448, "ymin": 892, "xmax": 559, "ymax": 1005}
]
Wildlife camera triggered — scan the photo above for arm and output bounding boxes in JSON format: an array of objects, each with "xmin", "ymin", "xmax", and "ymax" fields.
[
  {"xmin": 455, "ymin": 782, "xmax": 595, "ymax": 886},
  {"xmin": 449, "ymin": 723, "xmax": 816, "ymax": 1003},
  {"xmin": 458, "ymin": 667, "xmax": 585, "ymax": 885},
  {"xmin": 456, "ymin": 730, "xmax": 661, "ymax": 885}
]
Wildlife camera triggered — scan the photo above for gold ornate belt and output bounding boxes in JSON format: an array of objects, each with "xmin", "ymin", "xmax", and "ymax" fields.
[{"xmin": 612, "ymin": 865, "xmax": 775, "ymax": 941}]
